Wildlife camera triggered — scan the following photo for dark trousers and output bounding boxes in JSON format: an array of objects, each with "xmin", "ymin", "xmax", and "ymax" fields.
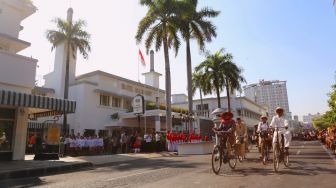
[{"xmin": 121, "ymin": 143, "xmax": 126, "ymax": 153}]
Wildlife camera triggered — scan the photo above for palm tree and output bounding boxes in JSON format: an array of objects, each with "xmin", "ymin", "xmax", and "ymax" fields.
[
  {"xmin": 195, "ymin": 49, "xmax": 226, "ymax": 108},
  {"xmin": 136, "ymin": 0, "xmax": 181, "ymax": 132},
  {"xmin": 177, "ymin": 0, "xmax": 219, "ymax": 115},
  {"xmin": 221, "ymin": 53, "xmax": 246, "ymax": 112},
  {"xmin": 46, "ymin": 13, "xmax": 91, "ymax": 133},
  {"xmin": 192, "ymin": 71, "xmax": 211, "ymax": 116}
]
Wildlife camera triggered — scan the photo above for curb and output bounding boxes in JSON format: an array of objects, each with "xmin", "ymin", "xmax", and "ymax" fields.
[{"xmin": 0, "ymin": 162, "xmax": 93, "ymax": 181}]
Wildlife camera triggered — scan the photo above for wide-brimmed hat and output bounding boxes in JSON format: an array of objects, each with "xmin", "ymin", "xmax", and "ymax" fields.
[
  {"xmin": 275, "ymin": 107, "xmax": 284, "ymax": 112},
  {"xmin": 260, "ymin": 115, "xmax": 268, "ymax": 120},
  {"xmin": 221, "ymin": 111, "xmax": 233, "ymax": 119}
]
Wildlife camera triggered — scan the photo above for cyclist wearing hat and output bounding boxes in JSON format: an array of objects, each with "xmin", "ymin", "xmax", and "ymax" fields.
[
  {"xmin": 257, "ymin": 115, "xmax": 271, "ymax": 158},
  {"xmin": 270, "ymin": 107, "xmax": 291, "ymax": 154},
  {"xmin": 212, "ymin": 111, "xmax": 236, "ymax": 155}
]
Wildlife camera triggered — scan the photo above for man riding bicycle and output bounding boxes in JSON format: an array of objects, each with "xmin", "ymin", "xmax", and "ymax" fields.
[
  {"xmin": 270, "ymin": 107, "xmax": 291, "ymax": 154},
  {"xmin": 212, "ymin": 112, "xmax": 236, "ymax": 155},
  {"xmin": 257, "ymin": 115, "xmax": 272, "ymax": 159},
  {"xmin": 235, "ymin": 117, "xmax": 248, "ymax": 152}
]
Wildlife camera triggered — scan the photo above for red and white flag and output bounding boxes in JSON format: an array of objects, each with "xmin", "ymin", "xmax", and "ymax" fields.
[{"xmin": 138, "ymin": 49, "xmax": 146, "ymax": 66}]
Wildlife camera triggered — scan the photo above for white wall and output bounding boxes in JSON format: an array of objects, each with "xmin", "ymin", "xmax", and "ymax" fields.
[
  {"xmin": 44, "ymin": 42, "xmax": 77, "ymax": 98},
  {"xmin": 12, "ymin": 107, "xmax": 28, "ymax": 160},
  {"xmin": 0, "ymin": 0, "xmax": 36, "ymax": 38},
  {"xmin": 0, "ymin": 51, "xmax": 37, "ymax": 90}
]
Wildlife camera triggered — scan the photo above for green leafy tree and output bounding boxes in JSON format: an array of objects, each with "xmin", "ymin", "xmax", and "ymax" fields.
[
  {"xmin": 136, "ymin": 0, "xmax": 181, "ymax": 131},
  {"xmin": 178, "ymin": 0, "xmax": 219, "ymax": 114},
  {"xmin": 192, "ymin": 71, "xmax": 211, "ymax": 114},
  {"xmin": 195, "ymin": 49, "xmax": 225, "ymax": 108},
  {"xmin": 221, "ymin": 53, "xmax": 246, "ymax": 112},
  {"xmin": 46, "ymin": 15, "xmax": 91, "ymax": 133}
]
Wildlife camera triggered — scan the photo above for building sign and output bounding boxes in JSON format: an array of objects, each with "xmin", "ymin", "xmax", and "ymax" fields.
[
  {"xmin": 133, "ymin": 94, "xmax": 145, "ymax": 115},
  {"xmin": 47, "ymin": 124, "xmax": 60, "ymax": 145}
]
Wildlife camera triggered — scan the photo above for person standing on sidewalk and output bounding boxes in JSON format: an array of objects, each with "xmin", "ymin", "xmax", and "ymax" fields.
[
  {"xmin": 155, "ymin": 132, "xmax": 161, "ymax": 152},
  {"xmin": 120, "ymin": 132, "xmax": 127, "ymax": 153}
]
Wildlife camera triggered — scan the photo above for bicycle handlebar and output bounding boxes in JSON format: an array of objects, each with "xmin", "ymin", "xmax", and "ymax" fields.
[{"xmin": 214, "ymin": 130, "xmax": 231, "ymax": 135}]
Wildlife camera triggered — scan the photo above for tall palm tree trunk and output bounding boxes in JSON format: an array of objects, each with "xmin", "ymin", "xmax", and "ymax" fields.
[
  {"xmin": 199, "ymin": 88, "xmax": 204, "ymax": 116},
  {"xmin": 225, "ymin": 78, "xmax": 231, "ymax": 112},
  {"xmin": 215, "ymin": 83, "xmax": 221, "ymax": 108},
  {"xmin": 186, "ymin": 39, "xmax": 193, "ymax": 115},
  {"xmin": 163, "ymin": 34, "xmax": 172, "ymax": 132},
  {"xmin": 63, "ymin": 42, "xmax": 70, "ymax": 135}
]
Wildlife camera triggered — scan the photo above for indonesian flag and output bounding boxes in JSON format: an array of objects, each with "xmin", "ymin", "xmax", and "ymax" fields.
[{"xmin": 138, "ymin": 49, "xmax": 146, "ymax": 66}]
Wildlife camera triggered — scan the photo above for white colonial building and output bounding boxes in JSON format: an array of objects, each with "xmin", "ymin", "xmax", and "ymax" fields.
[
  {"xmin": 0, "ymin": 0, "xmax": 75, "ymax": 160},
  {"xmin": 172, "ymin": 94, "xmax": 268, "ymax": 129},
  {"xmin": 39, "ymin": 8, "xmax": 167, "ymax": 136}
]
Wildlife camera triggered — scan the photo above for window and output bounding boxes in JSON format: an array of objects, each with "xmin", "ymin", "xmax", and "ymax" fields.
[
  {"xmin": 0, "ymin": 108, "xmax": 15, "ymax": 152},
  {"xmin": 100, "ymin": 94, "xmax": 110, "ymax": 106},
  {"xmin": 145, "ymin": 90, "xmax": 152, "ymax": 96},
  {"xmin": 123, "ymin": 99, "xmax": 132, "ymax": 110},
  {"xmin": 112, "ymin": 96, "xmax": 121, "ymax": 108},
  {"xmin": 196, "ymin": 104, "xmax": 209, "ymax": 111}
]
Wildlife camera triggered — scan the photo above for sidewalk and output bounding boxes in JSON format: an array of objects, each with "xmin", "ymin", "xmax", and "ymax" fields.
[{"xmin": 0, "ymin": 152, "xmax": 177, "ymax": 180}]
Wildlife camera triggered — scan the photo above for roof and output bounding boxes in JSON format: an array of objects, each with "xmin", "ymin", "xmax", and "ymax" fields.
[
  {"xmin": 76, "ymin": 70, "xmax": 165, "ymax": 93},
  {"xmin": 172, "ymin": 96, "xmax": 267, "ymax": 110},
  {"xmin": 32, "ymin": 86, "xmax": 55, "ymax": 94}
]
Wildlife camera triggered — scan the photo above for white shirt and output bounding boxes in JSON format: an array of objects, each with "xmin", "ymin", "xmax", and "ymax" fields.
[
  {"xmin": 270, "ymin": 115, "xmax": 288, "ymax": 129},
  {"xmin": 155, "ymin": 134, "xmax": 161, "ymax": 142},
  {"xmin": 257, "ymin": 122, "xmax": 269, "ymax": 132}
]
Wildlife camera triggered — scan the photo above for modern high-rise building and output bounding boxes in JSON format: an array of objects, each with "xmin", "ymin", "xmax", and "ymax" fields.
[{"xmin": 243, "ymin": 80, "xmax": 291, "ymax": 119}]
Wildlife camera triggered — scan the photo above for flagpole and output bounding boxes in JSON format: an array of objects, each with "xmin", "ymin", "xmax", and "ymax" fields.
[{"xmin": 138, "ymin": 50, "xmax": 140, "ymax": 83}]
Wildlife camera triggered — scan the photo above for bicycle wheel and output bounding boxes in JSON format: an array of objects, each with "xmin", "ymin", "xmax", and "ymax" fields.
[
  {"xmin": 212, "ymin": 146, "xmax": 222, "ymax": 174},
  {"xmin": 273, "ymin": 144, "xmax": 280, "ymax": 172},
  {"xmin": 238, "ymin": 155, "xmax": 243, "ymax": 162},
  {"xmin": 262, "ymin": 145, "xmax": 267, "ymax": 165},
  {"xmin": 284, "ymin": 151, "xmax": 289, "ymax": 167},
  {"xmin": 229, "ymin": 151, "xmax": 237, "ymax": 169}
]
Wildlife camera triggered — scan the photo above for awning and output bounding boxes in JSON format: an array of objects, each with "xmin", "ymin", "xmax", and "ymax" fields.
[
  {"xmin": 27, "ymin": 122, "xmax": 68, "ymax": 130},
  {"xmin": 0, "ymin": 89, "xmax": 76, "ymax": 119}
]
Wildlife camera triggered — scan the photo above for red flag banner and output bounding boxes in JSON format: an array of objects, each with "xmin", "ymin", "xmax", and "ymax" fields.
[{"xmin": 138, "ymin": 49, "xmax": 146, "ymax": 66}]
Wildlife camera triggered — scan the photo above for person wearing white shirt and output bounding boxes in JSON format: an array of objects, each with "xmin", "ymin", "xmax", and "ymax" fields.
[
  {"xmin": 257, "ymin": 115, "xmax": 271, "ymax": 158},
  {"xmin": 270, "ymin": 107, "xmax": 292, "ymax": 154}
]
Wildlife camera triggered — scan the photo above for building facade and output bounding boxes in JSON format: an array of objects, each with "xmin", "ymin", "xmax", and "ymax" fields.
[
  {"xmin": 0, "ymin": 0, "xmax": 75, "ymax": 160},
  {"xmin": 243, "ymin": 80, "xmax": 291, "ymax": 119},
  {"xmin": 302, "ymin": 113, "xmax": 321, "ymax": 123},
  {"xmin": 40, "ymin": 8, "xmax": 166, "ymax": 135},
  {"xmin": 172, "ymin": 95, "xmax": 268, "ymax": 129}
]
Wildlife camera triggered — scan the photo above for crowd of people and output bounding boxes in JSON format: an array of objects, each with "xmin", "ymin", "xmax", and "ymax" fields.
[{"xmin": 318, "ymin": 125, "xmax": 336, "ymax": 154}]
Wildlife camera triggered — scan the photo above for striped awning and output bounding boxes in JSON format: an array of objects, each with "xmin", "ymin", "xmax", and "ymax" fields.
[
  {"xmin": 0, "ymin": 89, "xmax": 76, "ymax": 119},
  {"xmin": 27, "ymin": 122, "xmax": 68, "ymax": 130}
]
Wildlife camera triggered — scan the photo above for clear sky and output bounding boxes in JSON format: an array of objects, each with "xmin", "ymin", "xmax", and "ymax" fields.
[{"xmin": 20, "ymin": 0, "xmax": 336, "ymax": 120}]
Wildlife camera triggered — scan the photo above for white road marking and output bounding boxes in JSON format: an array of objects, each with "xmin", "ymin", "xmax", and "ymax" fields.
[
  {"xmin": 320, "ymin": 143, "xmax": 336, "ymax": 165},
  {"xmin": 105, "ymin": 167, "xmax": 169, "ymax": 181}
]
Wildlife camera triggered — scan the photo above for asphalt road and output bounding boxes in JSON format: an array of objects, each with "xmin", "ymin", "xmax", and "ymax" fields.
[{"xmin": 1, "ymin": 141, "xmax": 335, "ymax": 188}]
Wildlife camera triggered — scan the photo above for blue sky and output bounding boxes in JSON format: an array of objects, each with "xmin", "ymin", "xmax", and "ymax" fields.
[{"xmin": 20, "ymin": 0, "xmax": 336, "ymax": 120}]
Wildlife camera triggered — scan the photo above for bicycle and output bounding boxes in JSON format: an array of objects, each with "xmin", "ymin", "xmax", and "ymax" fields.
[
  {"xmin": 258, "ymin": 128, "xmax": 273, "ymax": 165},
  {"xmin": 235, "ymin": 135, "xmax": 246, "ymax": 162},
  {"xmin": 273, "ymin": 127, "xmax": 289, "ymax": 172},
  {"xmin": 212, "ymin": 130, "xmax": 237, "ymax": 175}
]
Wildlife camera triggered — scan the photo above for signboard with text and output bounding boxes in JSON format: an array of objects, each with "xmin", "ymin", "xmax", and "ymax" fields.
[
  {"xmin": 47, "ymin": 124, "xmax": 60, "ymax": 145},
  {"xmin": 132, "ymin": 94, "xmax": 145, "ymax": 115}
]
